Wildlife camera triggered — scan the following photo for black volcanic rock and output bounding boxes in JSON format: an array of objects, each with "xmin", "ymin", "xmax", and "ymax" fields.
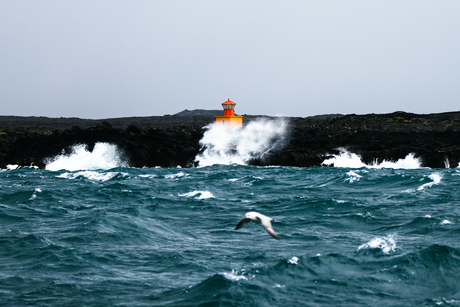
[
  {"xmin": 255, "ymin": 112, "xmax": 460, "ymax": 168},
  {"xmin": 1, "ymin": 111, "xmax": 460, "ymax": 169}
]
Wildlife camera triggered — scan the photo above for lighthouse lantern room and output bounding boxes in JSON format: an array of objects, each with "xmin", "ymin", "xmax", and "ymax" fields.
[{"xmin": 215, "ymin": 99, "xmax": 243, "ymax": 128}]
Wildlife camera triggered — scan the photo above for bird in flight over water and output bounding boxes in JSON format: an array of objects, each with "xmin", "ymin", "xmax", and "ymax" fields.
[{"xmin": 235, "ymin": 211, "xmax": 280, "ymax": 240}]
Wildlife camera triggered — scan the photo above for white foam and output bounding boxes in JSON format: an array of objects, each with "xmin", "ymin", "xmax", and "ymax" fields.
[
  {"xmin": 165, "ymin": 172, "xmax": 187, "ymax": 179},
  {"xmin": 6, "ymin": 164, "xmax": 19, "ymax": 170},
  {"xmin": 345, "ymin": 170, "xmax": 362, "ymax": 183},
  {"xmin": 221, "ymin": 269, "xmax": 248, "ymax": 281},
  {"xmin": 57, "ymin": 171, "xmax": 120, "ymax": 182},
  {"xmin": 288, "ymin": 256, "xmax": 299, "ymax": 265},
  {"xmin": 29, "ymin": 187, "xmax": 42, "ymax": 201},
  {"xmin": 139, "ymin": 174, "xmax": 157, "ymax": 178},
  {"xmin": 178, "ymin": 191, "xmax": 214, "ymax": 199},
  {"xmin": 45, "ymin": 143, "xmax": 127, "ymax": 171},
  {"xmin": 441, "ymin": 220, "xmax": 452, "ymax": 225},
  {"xmin": 358, "ymin": 234, "xmax": 397, "ymax": 254},
  {"xmin": 322, "ymin": 150, "xmax": 366, "ymax": 168},
  {"xmin": 195, "ymin": 118, "xmax": 288, "ymax": 167},
  {"xmin": 417, "ymin": 173, "xmax": 442, "ymax": 191},
  {"xmin": 322, "ymin": 149, "xmax": 421, "ymax": 169}
]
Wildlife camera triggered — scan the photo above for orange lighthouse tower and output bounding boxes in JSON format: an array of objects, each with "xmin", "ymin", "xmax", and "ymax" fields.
[{"xmin": 215, "ymin": 99, "xmax": 243, "ymax": 128}]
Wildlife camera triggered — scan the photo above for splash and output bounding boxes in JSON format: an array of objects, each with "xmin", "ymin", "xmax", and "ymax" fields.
[
  {"xmin": 322, "ymin": 148, "xmax": 421, "ymax": 169},
  {"xmin": 288, "ymin": 256, "xmax": 299, "ymax": 265},
  {"xmin": 195, "ymin": 118, "xmax": 288, "ymax": 167},
  {"xmin": 358, "ymin": 234, "xmax": 397, "ymax": 254},
  {"xmin": 444, "ymin": 158, "xmax": 451, "ymax": 168},
  {"xmin": 45, "ymin": 142, "xmax": 128, "ymax": 171}
]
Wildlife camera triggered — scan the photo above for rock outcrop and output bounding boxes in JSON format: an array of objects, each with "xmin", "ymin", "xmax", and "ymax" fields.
[
  {"xmin": 254, "ymin": 112, "xmax": 460, "ymax": 168},
  {"xmin": 0, "ymin": 118, "xmax": 212, "ymax": 169},
  {"xmin": 1, "ymin": 111, "xmax": 459, "ymax": 169}
]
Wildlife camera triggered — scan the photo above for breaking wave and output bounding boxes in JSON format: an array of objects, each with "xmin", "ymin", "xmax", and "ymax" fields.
[
  {"xmin": 195, "ymin": 118, "xmax": 288, "ymax": 167},
  {"xmin": 45, "ymin": 142, "xmax": 128, "ymax": 171},
  {"xmin": 358, "ymin": 234, "xmax": 397, "ymax": 254},
  {"xmin": 322, "ymin": 148, "xmax": 421, "ymax": 169}
]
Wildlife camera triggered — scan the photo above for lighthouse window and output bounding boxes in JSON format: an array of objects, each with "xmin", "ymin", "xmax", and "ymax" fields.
[{"xmin": 222, "ymin": 120, "xmax": 225, "ymax": 125}]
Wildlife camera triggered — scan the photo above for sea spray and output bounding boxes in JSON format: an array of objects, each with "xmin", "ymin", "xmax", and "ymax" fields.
[
  {"xmin": 45, "ymin": 142, "xmax": 128, "ymax": 171},
  {"xmin": 195, "ymin": 118, "xmax": 288, "ymax": 167},
  {"xmin": 322, "ymin": 148, "xmax": 421, "ymax": 169}
]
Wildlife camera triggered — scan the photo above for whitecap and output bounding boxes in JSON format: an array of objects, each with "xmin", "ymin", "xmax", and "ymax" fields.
[
  {"xmin": 441, "ymin": 220, "xmax": 452, "ymax": 225},
  {"xmin": 139, "ymin": 174, "xmax": 157, "ymax": 178},
  {"xmin": 221, "ymin": 269, "xmax": 248, "ymax": 281},
  {"xmin": 165, "ymin": 172, "xmax": 187, "ymax": 179},
  {"xmin": 358, "ymin": 234, "xmax": 397, "ymax": 254},
  {"xmin": 288, "ymin": 256, "xmax": 299, "ymax": 265},
  {"xmin": 178, "ymin": 191, "xmax": 214, "ymax": 199},
  {"xmin": 57, "ymin": 171, "xmax": 119, "ymax": 182},
  {"xmin": 417, "ymin": 173, "xmax": 442, "ymax": 191},
  {"xmin": 345, "ymin": 170, "xmax": 362, "ymax": 183}
]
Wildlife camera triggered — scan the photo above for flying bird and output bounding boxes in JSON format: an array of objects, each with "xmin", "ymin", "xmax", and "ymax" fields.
[{"xmin": 235, "ymin": 211, "xmax": 280, "ymax": 240}]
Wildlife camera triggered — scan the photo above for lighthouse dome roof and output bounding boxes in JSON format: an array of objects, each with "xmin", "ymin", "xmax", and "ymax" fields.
[{"xmin": 222, "ymin": 99, "xmax": 236, "ymax": 105}]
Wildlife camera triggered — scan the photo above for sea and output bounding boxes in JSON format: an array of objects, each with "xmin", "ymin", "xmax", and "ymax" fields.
[{"xmin": 1, "ymin": 120, "xmax": 460, "ymax": 306}]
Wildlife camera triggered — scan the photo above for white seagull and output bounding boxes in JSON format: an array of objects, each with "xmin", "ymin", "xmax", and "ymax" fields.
[{"xmin": 235, "ymin": 211, "xmax": 280, "ymax": 240}]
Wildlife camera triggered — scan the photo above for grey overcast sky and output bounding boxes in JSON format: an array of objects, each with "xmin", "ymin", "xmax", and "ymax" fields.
[{"xmin": 1, "ymin": 1, "xmax": 459, "ymax": 119}]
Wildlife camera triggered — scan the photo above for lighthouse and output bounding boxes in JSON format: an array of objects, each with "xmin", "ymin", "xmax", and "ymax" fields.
[{"xmin": 215, "ymin": 99, "xmax": 243, "ymax": 128}]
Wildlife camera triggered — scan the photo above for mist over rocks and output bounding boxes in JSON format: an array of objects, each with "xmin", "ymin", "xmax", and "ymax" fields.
[{"xmin": 1, "ymin": 111, "xmax": 460, "ymax": 169}]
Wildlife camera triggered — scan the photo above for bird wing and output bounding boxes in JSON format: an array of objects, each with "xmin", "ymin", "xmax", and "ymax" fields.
[
  {"xmin": 261, "ymin": 219, "xmax": 280, "ymax": 240},
  {"xmin": 235, "ymin": 218, "xmax": 251, "ymax": 230}
]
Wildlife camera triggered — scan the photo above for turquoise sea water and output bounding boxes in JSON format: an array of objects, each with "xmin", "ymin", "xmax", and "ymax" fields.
[{"xmin": 2, "ymin": 161, "xmax": 460, "ymax": 306}]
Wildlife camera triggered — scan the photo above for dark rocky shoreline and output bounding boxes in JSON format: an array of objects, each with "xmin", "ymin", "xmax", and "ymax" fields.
[{"xmin": 1, "ymin": 111, "xmax": 460, "ymax": 169}]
